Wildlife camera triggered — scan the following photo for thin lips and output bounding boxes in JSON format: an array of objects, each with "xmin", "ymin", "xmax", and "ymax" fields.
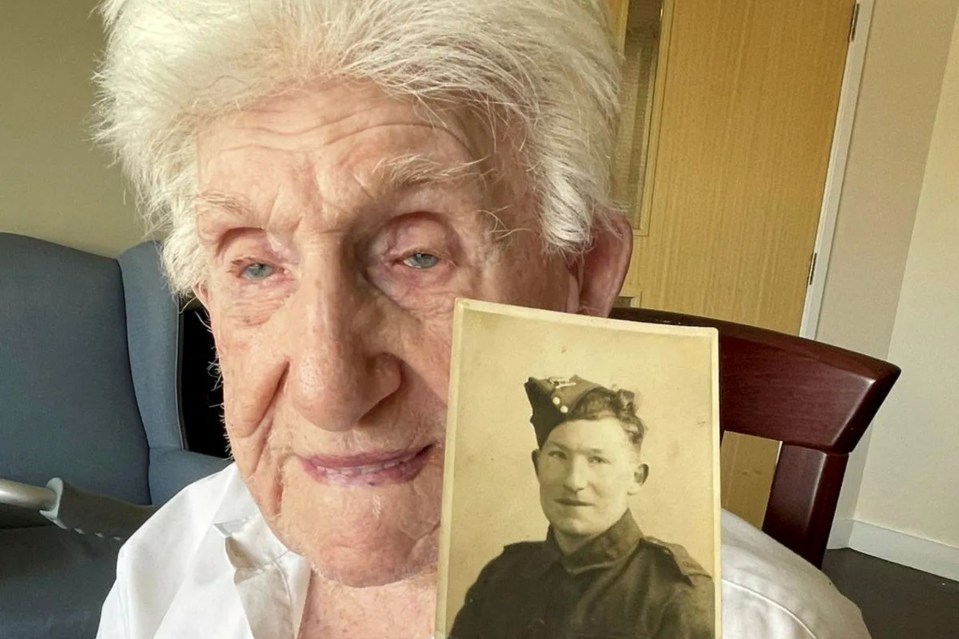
[
  {"xmin": 304, "ymin": 445, "xmax": 431, "ymax": 473},
  {"xmin": 556, "ymin": 498, "xmax": 591, "ymax": 506}
]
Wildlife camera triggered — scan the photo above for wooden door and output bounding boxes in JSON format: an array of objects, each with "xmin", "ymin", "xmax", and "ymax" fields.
[{"xmin": 606, "ymin": 0, "xmax": 856, "ymax": 526}]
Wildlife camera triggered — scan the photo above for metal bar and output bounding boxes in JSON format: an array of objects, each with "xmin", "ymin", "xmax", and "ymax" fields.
[{"xmin": 0, "ymin": 477, "xmax": 57, "ymax": 511}]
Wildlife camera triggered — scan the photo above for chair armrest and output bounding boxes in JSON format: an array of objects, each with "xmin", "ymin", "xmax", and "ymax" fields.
[
  {"xmin": 41, "ymin": 478, "xmax": 158, "ymax": 540},
  {"xmin": 0, "ymin": 476, "xmax": 156, "ymax": 540}
]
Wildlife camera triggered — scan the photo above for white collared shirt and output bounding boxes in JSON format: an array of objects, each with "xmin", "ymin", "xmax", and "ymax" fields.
[{"xmin": 96, "ymin": 465, "xmax": 871, "ymax": 639}]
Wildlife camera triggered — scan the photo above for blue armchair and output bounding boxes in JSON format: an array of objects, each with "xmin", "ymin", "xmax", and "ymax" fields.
[{"xmin": 0, "ymin": 233, "xmax": 230, "ymax": 639}]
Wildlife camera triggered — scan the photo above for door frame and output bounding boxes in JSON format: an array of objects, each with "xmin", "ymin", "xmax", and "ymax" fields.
[{"xmin": 800, "ymin": 0, "xmax": 875, "ymax": 339}]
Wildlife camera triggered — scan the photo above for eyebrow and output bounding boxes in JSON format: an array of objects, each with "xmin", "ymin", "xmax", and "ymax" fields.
[
  {"xmin": 368, "ymin": 153, "xmax": 488, "ymax": 197},
  {"xmin": 374, "ymin": 154, "xmax": 533, "ymax": 244},
  {"xmin": 194, "ymin": 153, "xmax": 487, "ymax": 220},
  {"xmin": 544, "ymin": 442, "xmax": 610, "ymax": 455},
  {"xmin": 193, "ymin": 153, "xmax": 525, "ymax": 247},
  {"xmin": 194, "ymin": 192, "xmax": 257, "ymax": 224}
]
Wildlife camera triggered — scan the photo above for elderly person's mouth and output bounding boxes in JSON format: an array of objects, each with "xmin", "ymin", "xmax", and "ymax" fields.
[{"xmin": 299, "ymin": 444, "xmax": 436, "ymax": 487}]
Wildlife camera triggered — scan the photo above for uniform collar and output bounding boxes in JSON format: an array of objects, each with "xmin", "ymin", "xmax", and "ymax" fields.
[
  {"xmin": 524, "ymin": 510, "xmax": 643, "ymax": 578},
  {"xmin": 554, "ymin": 510, "xmax": 643, "ymax": 575}
]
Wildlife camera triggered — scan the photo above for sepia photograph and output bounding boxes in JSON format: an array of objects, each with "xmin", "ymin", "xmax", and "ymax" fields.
[{"xmin": 437, "ymin": 299, "xmax": 722, "ymax": 639}]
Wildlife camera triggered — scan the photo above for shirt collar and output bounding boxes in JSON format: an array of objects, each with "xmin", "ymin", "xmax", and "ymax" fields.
[
  {"xmin": 210, "ymin": 465, "xmax": 297, "ymax": 571},
  {"xmin": 210, "ymin": 467, "xmax": 311, "ymax": 639}
]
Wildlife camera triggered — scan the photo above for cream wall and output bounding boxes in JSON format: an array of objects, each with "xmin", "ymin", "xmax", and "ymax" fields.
[
  {"xmin": 845, "ymin": 10, "xmax": 959, "ymax": 578},
  {"xmin": 816, "ymin": 0, "xmax": 959, "ymax": 529},
  {"xmin": 0, "ymin": 1, "xmax": 143, "ymax": 257}
]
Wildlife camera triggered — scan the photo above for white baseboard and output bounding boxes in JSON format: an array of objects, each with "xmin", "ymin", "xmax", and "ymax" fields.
[
  {"xmin": 839, "ymin": 519, "xmax": 959, "ymax": 582},
  {"xmin": 827, "ymin": 517, "xmax": 854, "ymax": 550}
]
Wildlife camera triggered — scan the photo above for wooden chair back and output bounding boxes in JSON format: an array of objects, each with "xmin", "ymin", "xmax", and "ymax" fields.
[{"xmin": 609, "ymin": 307, "xmax": 900, "ymax": 567}]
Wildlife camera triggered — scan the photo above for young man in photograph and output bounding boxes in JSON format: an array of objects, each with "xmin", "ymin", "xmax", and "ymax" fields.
[{"xmin": 450, "ymin": 375, "xmax": 714, "ymax": 639}]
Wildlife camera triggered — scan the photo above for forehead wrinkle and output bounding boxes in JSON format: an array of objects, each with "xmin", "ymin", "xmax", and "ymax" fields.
[
  {"xmin": 212, "ymin": 117, "xmax": 460, "ymax": 159},
  {"xmin": 322, "ymin": 120, "xmax": 472, "ymax": 155},
  {"xmin": 221, "ymin": 96, "xmax": 397, "ymax": 137}
]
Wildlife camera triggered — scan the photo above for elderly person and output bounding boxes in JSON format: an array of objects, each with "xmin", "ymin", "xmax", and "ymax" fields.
[
  {"xmin": 93, "ymin": 1, "xmax": 872, "ymax": 638},
  {"xmin": 451, "ymin": 376, "xmax": 715, "ymax": 638}
]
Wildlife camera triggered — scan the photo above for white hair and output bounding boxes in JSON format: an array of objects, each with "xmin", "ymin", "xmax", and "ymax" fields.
[{"xmin": 95, "ymin": 0, "xmax": 622, "ymax": 294}]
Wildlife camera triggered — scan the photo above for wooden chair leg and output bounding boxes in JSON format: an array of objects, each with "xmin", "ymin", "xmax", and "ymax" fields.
[{"xmin": 762, "ymin": 445, "xmax": 848, "ymax": 568}]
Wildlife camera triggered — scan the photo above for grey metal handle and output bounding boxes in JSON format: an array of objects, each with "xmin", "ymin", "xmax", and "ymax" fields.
[
  {"xmin": 0, "ymin": 477, "xmax": 57, "ymax": 510},
  {"xmin": 0, "ymin": 476, "xmax": 157, "ymax": 540}
]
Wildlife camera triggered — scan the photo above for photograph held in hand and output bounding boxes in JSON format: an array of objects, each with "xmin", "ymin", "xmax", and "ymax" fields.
[{"xmin": 438, "ymin": 300, "xmax": 722, "ymax": 639}]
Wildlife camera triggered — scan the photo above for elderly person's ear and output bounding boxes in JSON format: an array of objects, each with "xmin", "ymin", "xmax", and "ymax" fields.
[
  {"xmin": 566, "ymin": 213, "xmax": 633, "ymax": 316},
  {"xmin": 193, "ymin": 282, "xmax": 213, "ymax": 311}
]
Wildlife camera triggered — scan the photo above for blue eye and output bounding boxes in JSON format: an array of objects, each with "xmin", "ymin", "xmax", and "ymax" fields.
[
  {"xmin": 402, "ymin": 252, "xmax": 440, "ymax": 269},
  {"xmin": 242, "ymin": 263, "xmax": 275, "ymax": 280}
]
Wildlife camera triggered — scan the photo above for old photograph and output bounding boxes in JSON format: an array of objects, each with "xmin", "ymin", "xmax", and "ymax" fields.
[{"xmin": 437, "ymin": 299, "xmax": 721, "ymax": 639}]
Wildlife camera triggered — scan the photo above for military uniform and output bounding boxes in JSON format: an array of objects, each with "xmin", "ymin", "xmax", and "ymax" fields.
[{"xmin": 449, "ymin": 510, "xmax": 715, "ymax": 639}]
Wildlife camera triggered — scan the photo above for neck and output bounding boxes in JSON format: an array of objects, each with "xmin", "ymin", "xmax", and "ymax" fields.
[
  {"xmin": 553, "ymin": 511, "xmax": 631, "ymax": 555},
  {"xmin": 298, "ymin": 568, "xmax": 438, "ymax": 639},
  {"xmin": 553, "ymin": 530, "xmax": 598, "ymax": 555}
]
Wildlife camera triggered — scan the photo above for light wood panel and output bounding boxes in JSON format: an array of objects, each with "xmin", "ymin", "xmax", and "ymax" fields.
[
  {"xmin": 623, "ymin": 0, "xmax": 854, "ymax": 335},
  {"xmin": 720, "ymin": 433, "xmax": 782, "ymax": 526},
  {"xmin": 610, "ymin": 0, "xmax": 668, "ymax": 232},
  {"xmin": 610, "ymin": 0, "xmax": 855, "ymax": 526},
  {"xmin": 605, "ymin": 0, "xmax": 630, "ymax": 48}
]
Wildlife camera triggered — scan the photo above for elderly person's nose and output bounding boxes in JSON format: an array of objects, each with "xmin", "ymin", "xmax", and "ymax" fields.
[{"xmin": 286, "ymin": 264, "xmax": 401, "ymax": 431}]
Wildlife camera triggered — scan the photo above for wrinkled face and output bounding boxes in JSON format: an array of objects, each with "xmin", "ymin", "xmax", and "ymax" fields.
[
  {"xmin": 534, "ymin": 416, "xmax": 646, "ymax": 551},
  {"xmin": 194, "ymin": 81, "xmax": 586, "ymax": 587}
]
